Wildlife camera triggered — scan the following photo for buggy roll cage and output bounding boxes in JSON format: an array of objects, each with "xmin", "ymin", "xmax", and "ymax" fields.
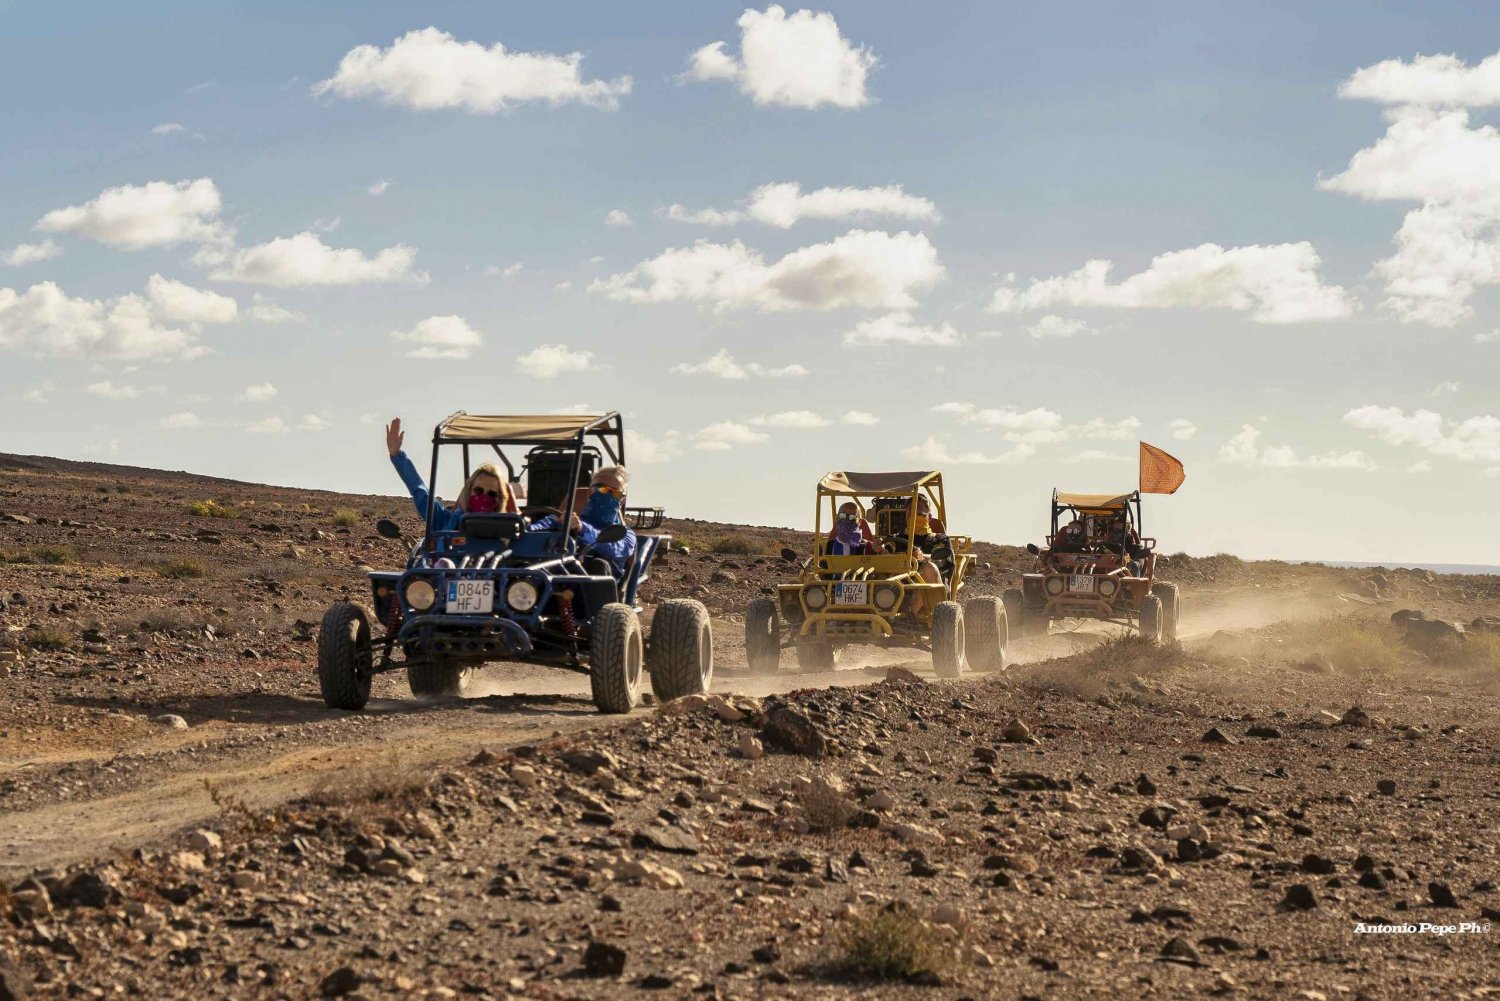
[
  {"xmin": 427, "ymin": 412, "xmax": 625, "ymax": 553},
  {"xmin": 1048, "ymin": 488, "xmax": 1147, "ymax": 556},
  {"xmin": 813, "ymin": 471, "xmax": 948, "ymax": 562}
]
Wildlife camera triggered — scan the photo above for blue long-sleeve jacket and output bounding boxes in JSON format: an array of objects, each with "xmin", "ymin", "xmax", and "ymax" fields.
[
  {"xmin": 529, "ymin": 514, "xmax": 637, "ymax": 579},
  {"xmin": 390, "ymin": 451, "xmax": 465, "ymax": 532}
]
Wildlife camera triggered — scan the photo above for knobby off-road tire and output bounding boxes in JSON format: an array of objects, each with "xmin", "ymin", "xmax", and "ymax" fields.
[
  {"xmin": 1139, "ymin": 594, "xmax": 1164, "ymax": 645},
  {"xmin": 648, "ymin": 599, "xmax": 713, "ymax": 701},
  {"xmin": 963, "ymin": 596, "xmax": 1008, "ymax": 673},
  {"xmin": 590, "ymin": 603, "xmax": 644, "ymax": 714},
  {"xmin": 931, "ymin": 600, "xmax": 965, "ymax": 679},
  {"xmin": 1153, "ymin": 582, "xmax": 1180, "ymax": 643},
  {"xmin": 744, "ymin": 597, "xmax": 782, "ymax": 675},
  {"xmin": 794, "ymin": 640, "xmax": 837, "ymax": 673},
  {"xmin": 318, "ymin": 602, "xmax": 374, "ymax": 711},
  {"xmin": 407, "ymin": 661, "xmax": 473, "ymax": 700}
]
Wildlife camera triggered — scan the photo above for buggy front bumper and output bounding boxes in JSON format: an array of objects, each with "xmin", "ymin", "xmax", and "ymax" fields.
[{"xmin": 396, "ymin": 615, "xmax": 535, "ymax": 658}]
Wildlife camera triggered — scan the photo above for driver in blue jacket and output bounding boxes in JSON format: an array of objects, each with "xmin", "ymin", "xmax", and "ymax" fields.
[{"xmin": 530, "ymin": 465, "xmax": 637, "ymax": 580}]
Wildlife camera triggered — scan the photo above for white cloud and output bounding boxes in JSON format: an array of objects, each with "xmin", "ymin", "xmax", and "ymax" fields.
[
  {"xmin": 749, "ymin": 410, "xmax": 829, "ymax": 429},
  {"xmin": 1218, "ymin": 424, "xmax": 1375, "ymax": 470},
  {"xmin": 1431, "ymin": 380, "xmax": 1461, "ymax": 396},
  {"xmin": 84, "ymin": 380, "xmax": 140, "ymax": 400},
  {"xmin": 367, "ymin": 178, "xmax": 392, "ymax": 196},
  {"xmin": 151, "ymin": 122, "xmax": 186, "ymax": 136},
  {"xmin": 211, "ymin": 232, "xmax": 419, "ymax": 286},
  {"xmin": 1339, "ymin": 51, "xmax": 1500, "ymax": 108},
  {"xmin": 670, "ymin": 348, "xmax": 808, "ymax": 379},
  {"xmin": 1063, "ymin": 449, "xmax": 1131, "ymax": 463},
  {"xmin": 553, "ymin": 281, "xmax": 573, "ymax": 292},
  {"xmin": 485, "ymin": 262, "xmax": 523, "ymax": 277},
  {"xmin": 843, "ymin": 312, "xmax": 962, "ymax": 347},
  {"xmin": 588, "ymin": 255, "xmax": 604, "ymax": 264},
  {"xmin": 604, "ymin": 209, "xmax": 632, "ymax": 227},
  {"xmin": 313, "ymin": 27, "xmax": 631, "ymax": 113},
  {"xmin": 933, "ymin": 403, "xmax": 1140, "ymax": 444},
  {"xmin": 36, "ymin": 178, "xmax": 229, "ymax": 251},
  {"xmin": 1027, "ymin": 314, "xmax": 1096, "ymax": 339},
  {"xmin": 299, "ymin": 414, "xmax": 331, "ymax": 431},
  {"xmin": 23, "ymin": 381, "xmax": 56, "ymax": 403},
  {"xmin": 684, "ymin": 5, "xmax": 875, "ymax": 109},
  {"xmin": 990, "ymin": 242, "xmax": 1353, "ymax": 324},
  {"xmin": 1477, "ymin": 329, "xmax": 1499, "ymax": 343},
  {"xmin": 239, "ymin": 383, "xmax": 278, "ymax": 402},
  {"xmin": 595, "ymin": 229, "xmax": 942, "ymax": 313},
  {"xmin": 901, "ymin": 436, "xmax": 1036, "ymax": 465},
  {"xmin": 518, "ymin": 343, "xmax": 593, "ymax": 378},
  {"xmin": 550, "ymin": 403, "xmax": 596, "ymax": 415},
  {"xmin": 391, "ymin": 315, "xmax": 483, "ymax": 360},
  {"xmin": 1407, "ymin": 459, "xmax": 1433, "ymax": 473},
  {"xmin": 0, "ymin": 278, "xmax": 231, "ymax": 361},
  {"xmin": 842, "ymin": 410, "xmax": 880, "ymax": 426},
  {"xmin": 1169, "ymin": 418, "xmax": 1198, "ymax": 441},
  {"xmin": 692, "ymin": 420, "xmax": 769, "ymax": 451},
  {"xmin": 246, "ymin": 416, "xmax": 289, "ymax": 434},
  {"xmin": 1343, "ymin": 404, "xmax": 1500, "ymax": 464},
  {"xmin": 668, "ymin": 181, "xmax": 937, "ymax": 229},
  {"xmin": 626, "ymin": 429, "xmax": 683, "ymax": 463},
  {"xmin": 160, "ymin": 411, "xmax": 201, "ymax": 429},
  {"xmin": 247, "ymin": 296, "xmax": 299, "ymax": 323},
  {"xmin": 146, "ymin": 274, "xmax": 238, "ymax": 324},
  {"xmin": 4, "ymin": 240, "xmax": 62, "ymax": 267}
]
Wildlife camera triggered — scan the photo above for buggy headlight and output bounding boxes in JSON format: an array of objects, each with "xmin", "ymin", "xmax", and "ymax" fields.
[
  {"xmin": 873, "ymin": 584, "xmax": 901, "ymax": 611},
  {"xmin": 506, "ymin": 580, "xmax": 539, "ymax": 612},
  {"xmin": 804, "ymin": 586, "xmax": 828, "ymax": 610},
  {"xmin": 1098, "ymin": 578, "xmax": 1119, "ymax": 598},
  {"xmin": 1044, "ymin": 576, "xmax": 1066, "ymax": 596},
  {"xmin": 405, "ymin": 579, "xmax": 437, "ymax": 611}
]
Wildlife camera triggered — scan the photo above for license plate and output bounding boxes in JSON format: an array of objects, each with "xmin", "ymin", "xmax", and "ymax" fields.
[
  {"xmin": 446, "ymin": 579, "xmax": 494, "ymax": 614},
  {"xmin": 1068, "ymin": 574, "xmax": 1096, "ymax": 593},
  {"xmin": 832, "ymin": 582, "xmax": 869, "ymax": 606}
]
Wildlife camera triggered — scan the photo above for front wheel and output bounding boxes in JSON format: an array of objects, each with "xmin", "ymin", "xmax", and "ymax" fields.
[
  {"xmin": 590, "ymin": 603, "xmax": 644, "ymax": 714},
  {"xmin": 744, "ymin": 597, "xmax": 781, "ymax": 675},
  {"xmin": 963, "ymin": 596, "xmax": 1007, "ymax": 672},
  {"xmin": 408, "ymin": 661, "xmax": 473, "ymax": 700},
  {"xmin": 1153, "ymin": 582, "xmax": 1180, "ymax": 643},
  {"xmin": 794, "ymin": 640, "xmax": 837, "ymax": 673},
  {"xmin": 1139, "ymin": 594, "xmax": 1164, "ymax": 645},
  {"xmin": 931, "ymin": 601, "xmax": 965, "ymax": 679},
  {"xmin": 648, "ymin": 599, "xmax": 713, "ymax": 701},
  {"xmin": 318, "ymin": 602, "xmax": 373, "ymax": 710}
]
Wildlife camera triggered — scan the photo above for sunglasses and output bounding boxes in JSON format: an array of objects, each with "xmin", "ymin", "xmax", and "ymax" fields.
[
  {"xmin": 593, "ymin": 484, "xmax": 621, "ymax": 496},
  {"xmin": 471, "ymin": 487, "xmax": 501, "ymax": 498}
]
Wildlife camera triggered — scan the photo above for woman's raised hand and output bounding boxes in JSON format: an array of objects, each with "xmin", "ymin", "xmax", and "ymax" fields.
[{"xmin": 385, "ymin": 418, "xmax": 404, "ymax": 457}]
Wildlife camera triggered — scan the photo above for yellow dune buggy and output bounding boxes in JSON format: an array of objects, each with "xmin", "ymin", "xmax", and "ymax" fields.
[{"xmin": 744, "ymin": 471, "xmax": 1007, "ymax": 678}]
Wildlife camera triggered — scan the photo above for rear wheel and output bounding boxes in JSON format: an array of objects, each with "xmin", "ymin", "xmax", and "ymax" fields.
[
  {"xmin": 794, "ymin": 640, "xmax": 837, "ymax": 673},
  {"xmin": 931, "ymin": 601, "xmax": 965, "ymax": 679},
  {"xmin": 1153, "ymin": 582, "xmax": 1180, "ymax": 643},
  {"xmin": 318, "ymin": 602, "xmax": 373, "ymax": 710},
  {"xmin": 1139, "ymin": 594, "xmax": 1164, "ymax": 645},
  {"xmin": 963, "ymin": 596, "xmax": 1007, "ymax": 672},
  {"xmin": 648, "ymin": 599, "xmax": 713, "ymax": 701},
  {"xmin": 744, "ymin": 597, "xmax": 781, "ymax": 675},
  {"xmin": 590, "ymin": 603, "xmax": 643, "ymax": 714},
  {"xmin": 407, "ymin": 660, "xmax": 473, "ymax": 699}
]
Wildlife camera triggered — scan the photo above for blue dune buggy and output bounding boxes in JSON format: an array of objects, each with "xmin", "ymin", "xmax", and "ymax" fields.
[{"xmin": 317, "ymin": 412, "xmax": 712, "ymax": 714}]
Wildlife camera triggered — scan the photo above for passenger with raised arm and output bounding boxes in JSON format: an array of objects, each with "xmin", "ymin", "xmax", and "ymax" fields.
[{"xmin": 386, "ymin": 417, "xmax": 517, "ymax": 531}]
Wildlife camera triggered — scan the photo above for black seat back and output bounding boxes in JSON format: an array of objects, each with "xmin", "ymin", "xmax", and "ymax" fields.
[
  {"xmin": 526, "ymin": 447, "xmax": 598, "ymax": 512},
  {"xmin": 871, "ymin": 497, "xmax": 910, "ymax": 539},
  {"xmin": 459, "ymin": 513, "xmax": 525, "ymax": 542}
]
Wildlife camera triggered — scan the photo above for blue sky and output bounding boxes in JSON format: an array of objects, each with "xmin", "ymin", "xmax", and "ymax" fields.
[{"xmin": 2, "ymin": 1, "xmax": 1498, "ymax": 562}]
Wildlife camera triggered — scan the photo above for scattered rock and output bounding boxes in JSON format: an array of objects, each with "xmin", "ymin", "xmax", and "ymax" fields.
[
  {"xmin": 152, "ymin": 714, "xmax": 189, "ymax": 730},
  {"xmin": 1428, "ymin": 882, "xmax": 1458, "ymax": 908},
  {"xmin": 1280, "ymin": 884, "xmax": 1318, "ymax": 911},
  {"xmin": 1159, "ymin": 936, "xmax": 1201, "ymax": 965},
  {"xmin": 583, "ymin": 941, "xmax": 627, "ymax": 977},
  {"xmin": 1001, "ymin": 719, "xmax": 1038, "ymax": 744},
  {"xmin": 1200, "ymin": 727, "xmax": 1235, "ymax": 744},
  {"xmin": 186, "ymin": 829, "xmax": 222, "ymax": 854},
  {"xmin": 1377, "ymin": 779, "xmax": 1397, "ymax": 796},
  {"xmin": 761, "ymin": 705, "xmax": 828, "ymax": 758},
  {"xmin": 737, "ymin": 731, "xmax": 764, "ymax": 760},
  {"xmin": 1247, "ymin": 724, "xmax": 1282, "ymax": 739},
  {"xmin": 318, "ymin": 967, "xmax": 361, "ymax": 997}
]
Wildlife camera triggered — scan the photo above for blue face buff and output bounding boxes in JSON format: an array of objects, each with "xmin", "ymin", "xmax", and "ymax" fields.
[{"xmin": 581, "ymin": 485, "xmax": 622, "ymax": 528}]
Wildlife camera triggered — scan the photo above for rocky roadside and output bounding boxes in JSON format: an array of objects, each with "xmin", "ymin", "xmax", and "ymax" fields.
[{"xmin": 4, "ymin": 643, "xmax": 1497, "ymax": 1000}]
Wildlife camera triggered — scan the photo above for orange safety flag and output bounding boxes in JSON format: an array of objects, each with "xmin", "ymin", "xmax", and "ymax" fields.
[{"xmin": 1139, "ymin": 441, "xmax": 1185, "ymax": 494}]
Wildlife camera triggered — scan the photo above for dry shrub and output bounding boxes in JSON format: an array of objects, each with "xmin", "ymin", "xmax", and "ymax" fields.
[
  {"xmin": 1434, "ymin": 632, "xmax": 1500, "ymax": 675},
  {"xmin": 26, "ymin": 627, "xmax": 71, "ymax": 650},
  {"xmin": 800, "ymin": 774, "xmax": 855, "ymax": 832},
  {"xmin": 185, "ymin": 499, "xmax": 238, "ymax": 519},
  {"xmin": 710, "ymin": 535, "xmax": 760, "ymax": 556},
  {"xmin": 839, "ymin": 901, "xmax": 952, "ymax": 980},
  {"xmin": 331, "ymin": 509, "xmax": 360, "ymax": 528},
  {"xmin": 1313, "ymin": 618, "xmax": 1403, "ymax": 676},
  {"xmin": 0, "ymin": 548, "xmax": 34, "ymax": 565},
  {"xmin": 1022, "ymin": 634, "xmax": 1188, "ymax": 699},
  {"xmin": 158, "ymin": 559, "xmax": 206, "ymax": 580},
  {"xmin": 307, "ymin": 752, "xmax": 426, "ymax": 810}
]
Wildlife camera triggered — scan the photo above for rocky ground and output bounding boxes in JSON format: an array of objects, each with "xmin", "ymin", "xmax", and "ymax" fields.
[{"xmin": 2, "ymin": 452, "xmax": 1498, "ymax": 998}]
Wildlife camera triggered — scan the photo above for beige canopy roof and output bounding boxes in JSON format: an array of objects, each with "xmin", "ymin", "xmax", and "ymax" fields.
[
  {"xmin": 819, "ymin": 471, "xmax": 939, "ymax": 495},
  {"xmin": 1055, "ymin": 490, "xmax": 1136, "ymax": 511},
  {"xmin": 436, "ymin": 413, "xmax": 618, "ymax": 443}
]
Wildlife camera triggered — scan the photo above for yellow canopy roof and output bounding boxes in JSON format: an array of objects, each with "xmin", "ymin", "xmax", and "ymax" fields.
[
  {"xmin": 436, "ymin": 413, "xmax": 619, "ymax": 443},
  {"xmin": 1055, "ymin": 491, "xmax": 1135, "ymax": 511},
  {"xmin": 819, "ymin": 471, "xmax": 939, "ymax": 495}
]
